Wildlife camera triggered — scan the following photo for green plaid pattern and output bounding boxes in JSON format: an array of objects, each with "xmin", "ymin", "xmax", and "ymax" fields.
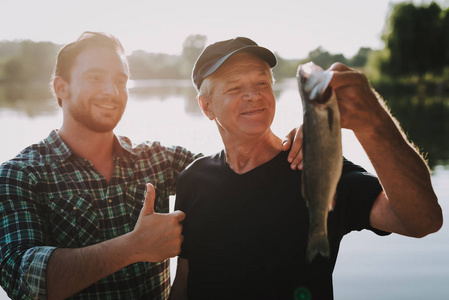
[{"xmin": 0, "ymin": 130, "xmax": 199, "ymax": 299}]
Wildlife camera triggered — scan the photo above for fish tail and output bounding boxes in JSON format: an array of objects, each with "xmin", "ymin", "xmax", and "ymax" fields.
[{"xmin": 306, "ymin": 232, "xmax": 330, "ymax": 263}]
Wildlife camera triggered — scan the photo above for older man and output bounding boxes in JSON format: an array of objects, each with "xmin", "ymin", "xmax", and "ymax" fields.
[{"xmin": 170, "ymin": 37, "xmax": 442, "ymax": 300}]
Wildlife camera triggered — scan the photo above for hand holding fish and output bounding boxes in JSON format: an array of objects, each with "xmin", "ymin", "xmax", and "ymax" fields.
[
  {"xmin": 326, "ymin": 62, "xmax": 442, "ymax": 238},
  {"xmin": 327, "ymin": 63, "xmax": 388, "ymax": 135}
]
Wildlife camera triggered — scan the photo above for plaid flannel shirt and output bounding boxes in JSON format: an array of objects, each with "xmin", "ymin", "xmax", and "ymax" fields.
[{"xmin": 0, "ymin": 130, "xmax": 199, "ymax": 300}]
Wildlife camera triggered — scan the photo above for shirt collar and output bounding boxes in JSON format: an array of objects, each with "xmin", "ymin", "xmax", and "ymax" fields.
[
  {"xmin": 45, "ymin": 130, "xmax": 138, "ymax": 162},
  {"xmin": 44, "ymin": 130, "xmax": 73, "ymax": 161},
  {"xmin": 113, "ymin": 135, "xmax": 138, "ymax": 162}
]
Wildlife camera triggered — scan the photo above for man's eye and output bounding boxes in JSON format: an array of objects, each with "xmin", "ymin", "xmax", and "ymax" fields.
[
  {"xmin": 88, "ymin": 75, "xmax": 102, "ymax": 81},
  {"xmin": 227, "ymin": 87, "xmax": 240, "ymax": 93}
]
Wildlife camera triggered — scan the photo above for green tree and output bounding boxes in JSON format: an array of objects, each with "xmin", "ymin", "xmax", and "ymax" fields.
[
  {"xmin": 349, "ymin": 47, "xmax": 372, "ymax": 68},
  {"xmin": 180, "ymin": 34, "xmax": 207, "ymax": 78},
  {"xmin": 127, "ymin": 50, "xmax": 182, "ymax": 79},
  {"xmin": 364, "ymin": 49, "xmax": 390, "ymax": 82},
  {"xmin": 442, "ymin": 8, "xmax": 449, "ymax": 66},
  {"xmin": 382, "ymin": 2, "xmax": 445, "ymax": 76},
  {"xmin": 305, "ymin": 47, "xmax": 348, "ymax": 69},
  {"xmin": 20, "ymin": 41, "xmax": 59, "ymax": 81},
  {"xmin": 272, "ymin": 54, "xmax": 301, "ymax": 79},
  {"xmin": 0, "ymin": 40, "xmax": 58, "ymax": 83},
  {"xmin": 307, "ymin": 47, "xmax": 332, "ymax": 69},
  {"xmin": 0, "ymin": 41, "xmax": 21, "ymax": 58},
  {"xmin": 181, "ymin": 34, "xmax": 207, "ymax": 62},
  {"xmin": 4, "ymin": 58, "xmax": 25, "ymax": 82}
]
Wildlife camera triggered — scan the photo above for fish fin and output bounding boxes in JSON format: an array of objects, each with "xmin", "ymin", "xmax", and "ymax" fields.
[
  {"xmin": 327, "ymin": 106, "xmax": 333, "ymax": 132},
  {"xmin": 307, "ymin": 232, "xmax": 330, "ymax": 263}
]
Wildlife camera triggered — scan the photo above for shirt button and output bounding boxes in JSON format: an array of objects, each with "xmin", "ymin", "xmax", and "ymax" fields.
[
  {"xmin": 72, "ymin": 206, "xmax": 77, "ymax": 211},
  {"xmin": 108, "ymin": 199, "xmax": 113, "ymax": 204},
  {"xmin": 126, "ymin": 273, "xmax": 130, "ymax": 277}
]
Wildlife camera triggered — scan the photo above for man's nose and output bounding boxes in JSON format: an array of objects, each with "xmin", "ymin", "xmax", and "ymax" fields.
[
  {"xmin": 242, "ymin": 87, "xmax": 261, "ymax": 101},
  {"xmin": 103, "ymin": 79, "xmax": 120, "ymax": 96}
]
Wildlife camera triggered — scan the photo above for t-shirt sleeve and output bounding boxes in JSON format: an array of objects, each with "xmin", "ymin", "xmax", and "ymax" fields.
[
  {"xmin": 174, "ymin": 167, "xmax": 193, "ymax": 259},
  {"xmin": 336, "ymin": 158, "xmax": 390, "ymax": 236}
]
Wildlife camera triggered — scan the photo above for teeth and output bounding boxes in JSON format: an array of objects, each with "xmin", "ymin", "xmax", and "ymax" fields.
[{"xmin": 97, "ymin": 103, "xmax": 115, "ymax": 109}]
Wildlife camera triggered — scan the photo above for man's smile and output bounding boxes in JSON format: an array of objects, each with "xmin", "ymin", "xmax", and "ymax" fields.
[
  {"xmin": 93, "ymin": 100, "xmax": 119, "ymax": 110},
  {"xmin": 241, "ymin": 108, "xmax": 265, "ymax": 115}
]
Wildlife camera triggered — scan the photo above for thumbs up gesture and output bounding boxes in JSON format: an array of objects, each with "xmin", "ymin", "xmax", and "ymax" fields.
[
  {"xmin": 140, "ymin": 183, "xmax": 158, "ymax": 215},
  {"xmin": 131, "ymin": 183, "xmax": 185, "ymax": 262}
]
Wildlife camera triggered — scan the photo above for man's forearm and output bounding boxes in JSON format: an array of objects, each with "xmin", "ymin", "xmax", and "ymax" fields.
[
  {"xmin": 46, "ymin": 233, "xmax": 136, "ymax": 300},
  {"xmin": 46, "ymin": 184, "xmax": 185, "ymax": 299},
  {"xmin": 355, "ymin": 107, "xmax": 442, "ymax": 236}
]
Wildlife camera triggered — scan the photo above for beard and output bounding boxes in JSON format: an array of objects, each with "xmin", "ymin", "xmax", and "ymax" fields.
[{"xmin": 67, "ymin": 92, "xmax": 125, "ymax": 133}]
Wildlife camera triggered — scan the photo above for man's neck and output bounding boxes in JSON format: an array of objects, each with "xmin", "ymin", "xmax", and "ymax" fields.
[
  {"xmin": 58, "ymin": 126, "xmax": 116, "ymax": 182},
  {"xmin": 223, "ymin": 131, "xmax": 283, "ymax": 175}
]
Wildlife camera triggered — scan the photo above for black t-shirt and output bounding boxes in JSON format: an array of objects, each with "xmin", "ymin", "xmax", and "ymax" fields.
[{"xmin": 175, "ymin": 150, "xmax": 386, "ymax": 300}]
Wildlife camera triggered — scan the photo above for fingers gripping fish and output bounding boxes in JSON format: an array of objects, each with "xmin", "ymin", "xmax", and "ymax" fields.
[{"xmin": 297, "ymin": 62, "xmax": 343, "ymax": 263}]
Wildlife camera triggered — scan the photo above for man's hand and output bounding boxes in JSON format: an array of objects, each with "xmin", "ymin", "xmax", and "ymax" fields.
[
  {"xmin": 131, "ymin": 183, "xmax": 185, "ymax": 262},
  {"xmin": 327, "ymin": 62, "xmax": 442, "ymax": 237},
  {"xmin": 47, "ymin": 183, "xmax": 186, "ymax": 299},
  {"xmin": 282, "ymin": 125, "xmax": 303, "ymax": 170},
  {"xmin": 327, "ymin": 63, "xmax": 387, "ymax": 135}
]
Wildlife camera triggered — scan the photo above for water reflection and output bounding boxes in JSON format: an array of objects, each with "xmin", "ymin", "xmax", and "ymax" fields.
[
  {"xmin": 1, "ymin": 80, "xmax": 447, "ymax": 169},
  {"xmin": 0, "ymin": 83, "xmax": 57, "ymax": 117}
]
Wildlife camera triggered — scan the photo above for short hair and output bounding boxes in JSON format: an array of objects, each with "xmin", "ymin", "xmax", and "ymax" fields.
[
  {"xmin": 197, "ymin": 60, "xmax": 275, "ymax": 102},
  {"xmin": 52, "ymin": 31, "xmax": 128, "ymax": 106}
]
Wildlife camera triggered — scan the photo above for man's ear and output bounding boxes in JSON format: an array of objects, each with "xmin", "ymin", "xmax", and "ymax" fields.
[
  {"xmin": 53, "ymin": 76, "xmax": 69, "ymax": 100},
  {"xmin": 198, "ymin": 96, "xmax": 215, "ymax": 120}
]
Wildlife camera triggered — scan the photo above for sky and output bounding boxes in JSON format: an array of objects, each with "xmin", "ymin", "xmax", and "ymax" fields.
[{"xmin": 1, "ymin": 0, "xmax": 448, "ymax": 59}]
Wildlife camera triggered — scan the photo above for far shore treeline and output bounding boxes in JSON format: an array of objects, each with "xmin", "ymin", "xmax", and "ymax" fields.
[
  {"xmin": 0, "ymin": 35, "xmax": 369, "ymax": 85},
  {"xmin": 1, "ymin": 2, "xmax": 449, "ymax": 96}
]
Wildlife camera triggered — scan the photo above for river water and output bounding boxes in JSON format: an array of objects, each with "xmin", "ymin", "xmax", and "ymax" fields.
[{"xmin": 0, "ymin": 79, "xmax": 448, "ymax": 299}]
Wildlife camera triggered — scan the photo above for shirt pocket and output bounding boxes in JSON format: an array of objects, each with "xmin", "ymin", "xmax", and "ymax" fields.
[{"xmin": 48, "ymin": 194, "xmax": 99, "ymax": 247}]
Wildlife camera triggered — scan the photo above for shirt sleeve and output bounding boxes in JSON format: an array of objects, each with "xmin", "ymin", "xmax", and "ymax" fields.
[
  {"xmin": 174, "ymin": 168, "xmax": 191, "ymax": 259},
  {"xmin": 0, "ymin": 162, "xmax": 55, "ymax": 299},
  {"xmin": 336, "ymin": 158, "xmax": 390, "ymax": 236}
]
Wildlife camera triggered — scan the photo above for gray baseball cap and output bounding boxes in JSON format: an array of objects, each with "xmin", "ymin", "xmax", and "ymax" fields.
[{"xmin": 192, "ymin": 37, "xmax": 277, "ymax": 91}]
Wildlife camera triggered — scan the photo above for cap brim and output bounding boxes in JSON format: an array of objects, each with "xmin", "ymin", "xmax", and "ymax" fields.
[{"xmin": 202, "ymin": 45, "xmax": 277, "ymax": 79}]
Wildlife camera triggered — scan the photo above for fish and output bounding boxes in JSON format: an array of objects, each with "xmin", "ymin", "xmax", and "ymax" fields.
[{"xmin": 296, "ymin": 62, "xmax": 343, "ymax": 263}]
